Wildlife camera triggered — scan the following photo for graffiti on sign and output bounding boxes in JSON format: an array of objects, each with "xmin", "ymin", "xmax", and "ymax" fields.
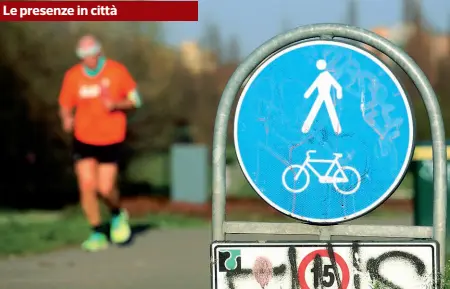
[
  {"xmin": 252, "ymin": 256, "xmax": 273, "ymax": 288},
  {"xmin": 212, "ymin": 242, "xmax": 438, "ymax": 289}
]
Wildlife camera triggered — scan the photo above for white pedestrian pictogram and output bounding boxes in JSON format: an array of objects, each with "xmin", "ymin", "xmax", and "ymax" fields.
[{"xmin": 302, "ymin": 59, "xmax": 343, "ymax": 134}]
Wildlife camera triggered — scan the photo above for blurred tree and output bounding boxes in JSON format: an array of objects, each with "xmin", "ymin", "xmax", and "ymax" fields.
[
  {"xmin": 225, "ymin": 35, "xmax": 241, "ymax": 64},
  {"xmin": 434, "ymin": 14, "xmax": 450, "ymax": 138},
  {"xmin": 403, "ymin": 0, "xmax": 422, "ymax": 24},
  {"xmin": 401, "ymin": 3, "xmax": 435, "ymax": 140},
  {"xmin": 346, "ymin": 0, "xmax": 359, "ymax": 26},
  {"xmin": 279, "ymin": 17, "xmax": 292, "ymax": 33},
  {"xmin": 201, "ymin": 22, "xmax": 223, "ymax": 64}
]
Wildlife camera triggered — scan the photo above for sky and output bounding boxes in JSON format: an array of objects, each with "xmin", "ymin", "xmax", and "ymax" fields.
[{"xmin": 164, "ymin": 0, "xmax": 450, "ymax": 56}]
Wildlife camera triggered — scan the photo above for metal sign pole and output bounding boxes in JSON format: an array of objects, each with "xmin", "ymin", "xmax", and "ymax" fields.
[{"xmin": 212, "ymin": 23, "xmax": 447, "ymax": 285}]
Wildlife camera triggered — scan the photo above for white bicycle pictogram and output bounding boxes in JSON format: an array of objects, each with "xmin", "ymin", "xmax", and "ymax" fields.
[{"xmin": 282, "ymin": 150, "xmax": 361, "ymax": 195}]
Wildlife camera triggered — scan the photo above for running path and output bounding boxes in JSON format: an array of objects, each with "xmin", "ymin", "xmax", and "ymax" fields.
[{"xmin": 0, "ymin": 228, "xmax": 211, "ymax": 289}]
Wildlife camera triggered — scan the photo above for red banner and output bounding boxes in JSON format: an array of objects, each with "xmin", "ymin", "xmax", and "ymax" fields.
[{"xmin": 0, "ymin": 1, "xmax": 198, "ymax": 21}]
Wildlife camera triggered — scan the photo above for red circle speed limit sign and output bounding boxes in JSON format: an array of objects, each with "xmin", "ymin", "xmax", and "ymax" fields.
[{"xmin": 298, "ymin": 249, "xmax": 350, "ymax": 289}]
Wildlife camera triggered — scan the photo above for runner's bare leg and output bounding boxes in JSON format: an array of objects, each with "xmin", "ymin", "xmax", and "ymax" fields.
[
  {"xmin": 97, "ymin": 163, "xmax": 121, "ymax": 209},
  {"xmin": 75, "ymin": 159, "xmax": 101, "ymax": 226},
  {"xmin": 98, "ymin": 162, "xmax": 131, "ymax": 244}
]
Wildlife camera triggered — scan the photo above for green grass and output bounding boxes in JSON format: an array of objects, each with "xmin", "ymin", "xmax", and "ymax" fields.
[
  {"xmin": 444, "ymin": 265, "xmax": 450, "ymax": 288},
  {"xmin": 0, "ymin": 207, "xmax": 206, "ymax": 257},
  {"xmin": 125, "ymin": 152, "xmax": 170, "ymax": 186}
]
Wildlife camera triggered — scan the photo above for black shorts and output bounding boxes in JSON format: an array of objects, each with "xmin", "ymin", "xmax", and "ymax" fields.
[{"xmin": 72, "ymin": 138, "xmax": 123, "ymax": 164}]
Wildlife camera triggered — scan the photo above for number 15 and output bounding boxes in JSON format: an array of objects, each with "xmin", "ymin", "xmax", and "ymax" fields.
[{"xmin": 311, "ymin": 264, "xmax": 335, "ymax": 287}]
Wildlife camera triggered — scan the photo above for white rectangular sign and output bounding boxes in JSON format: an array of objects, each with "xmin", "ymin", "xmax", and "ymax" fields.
[{"xmin": 211, "ymin": 241, "xmax": 439, "ymax": 289}]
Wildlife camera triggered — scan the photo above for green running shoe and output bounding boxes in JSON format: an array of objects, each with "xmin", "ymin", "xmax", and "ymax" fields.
[
  {"xmin": 81, "ymin": 232, "xmax": 108, "ymax": 252},
  {"xmin": 110, "ymin": 210, "xmax": 131, "ymax": 244}
]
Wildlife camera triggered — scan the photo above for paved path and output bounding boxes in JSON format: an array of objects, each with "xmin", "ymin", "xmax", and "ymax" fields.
[
  {"xmin": 0, "ymin": 228, "xmax": 211, "ymax": 289},
  {"xmin": 0, "ymin": 214, "xmax": 413, "ymax": 289}
]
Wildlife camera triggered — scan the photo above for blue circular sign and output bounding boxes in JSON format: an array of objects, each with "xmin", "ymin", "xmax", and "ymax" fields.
[{"xmin": 234, "ymin": 40, "xmax": 414, "ymax": 224}]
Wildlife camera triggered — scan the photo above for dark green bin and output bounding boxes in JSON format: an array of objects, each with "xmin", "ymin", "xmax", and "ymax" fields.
[{"xmin": 412, "ymin": 143, "xmax": 450, "ymax": 232}]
